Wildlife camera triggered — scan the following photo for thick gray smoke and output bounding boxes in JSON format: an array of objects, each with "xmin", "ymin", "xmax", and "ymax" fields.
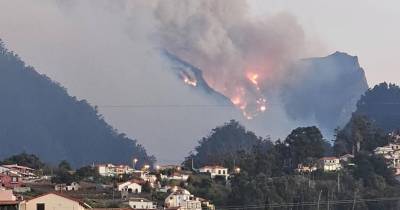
[
  {"xmin": 151, "ymin": 0, "xmax": 307, "ymax": 118},
  {"xmin": 0, "ymin": 0, "xmax": 319, "ymax": 163}
]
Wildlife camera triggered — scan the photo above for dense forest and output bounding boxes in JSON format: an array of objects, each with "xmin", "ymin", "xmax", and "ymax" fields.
[
  {"xmin": 184, "ymin": 119, "xmax": 400, "ymax": 210},
  {"xmin": 0, "ymin": 40, "xmax": 154, "ymax": 167}
]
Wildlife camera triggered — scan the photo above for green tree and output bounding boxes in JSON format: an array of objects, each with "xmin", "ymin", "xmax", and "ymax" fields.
[
  {"xmin": 334, "ymin": 115, "xmax": 389, "ymax": 155},
  {"xmin": 75, "ymin": 165, "xmax": 98, "ymax": 180},
  {"xmin": 1, "ymin": 152, "xmax": 45, "ymax": 169},
  {"xmin": 284, "ymin": 126, "xmax": 327, "ymax": 168},
  {"xmin": 184, "ymin": 120, "xmax": 264, "ymax": 168},
  {"xmin": 58, "ymin": 160, "xmax": 72, "ymax": 171}
]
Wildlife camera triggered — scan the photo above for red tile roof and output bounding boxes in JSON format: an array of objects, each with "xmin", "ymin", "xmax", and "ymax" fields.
[
  {"xmin": 320, "ymin": 157, "xmax": 339, "ymax": 160},
  {"xmin": 200, "ymin": 165, "xmax": 226, "ymax": 169},
  {"xmin": 0, "ymin": 201, "xmax": 19, "ymax": 205},
  {"xmin": 91, "ymin": 208, "xmax": 133, "ymax": 210}
]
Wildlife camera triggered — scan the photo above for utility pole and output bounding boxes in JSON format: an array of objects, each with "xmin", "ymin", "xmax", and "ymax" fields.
[
  {"xmin": 317, "ymin": 190, "xmax": 322, "ymax": 210},
  {"xmin": 337, "ymin": 172, "xmax": 340, "ymax": 193},
  {"xmin": 327, "ymin": 191, "xmax": 330, "ymax": 210},
  {"xmin": 352, "ymin": 191, "xmax": 357, "ymax": 210}
]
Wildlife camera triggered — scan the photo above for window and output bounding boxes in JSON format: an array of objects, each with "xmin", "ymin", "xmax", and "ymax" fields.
[
  {"xmin": 37, "ymin": 203, "xmax": 45, "ymax": 210},
  {"xmin": 218, "ymin": 170, "xmax": 221, "ymax": 174}
]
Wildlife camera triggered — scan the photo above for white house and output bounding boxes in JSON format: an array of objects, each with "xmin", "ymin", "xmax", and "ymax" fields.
[
  {"xmin": 295, "ymin": 164, "xmax": 317, "ymax": 173},
  {"xmin": 54, "ymin": 182, "xmax": 80, "ymax": 191},
  {"xmin": 118, "ymin": 181, "xmax": 142, "ymax": 194},
  {"xmin": 161, "ymin": 172, "xmax": 190, "ymax": 182},
  {"xmin": 317, "ymin": 157, "xmax": 341, "ymax": 172},
  {"xmin": 374, "ymin": 143, "xmax": 400, "ymax": 175},
  {"xmin": 19, "ymin": 193, "xmax": 91, "ymax": 210},
  {"xmin": 164, "ymin": 189, "xmax": 201, "ymax": 210},
  {"xmin": 199, "ymin": 166, "xmax": 229, "ymax": 179},
  {"xmin": 374, "ymin": 144, "xmax": 400, "ymax": 155},
  {"xmin": 97, "ymin": 164, "xmax": 134, "ymax": 177},
  {"xmin": 129, "ymin": 198, "xmax": 156, "ymax": 209},
  {"xmin": 0, "ymin": 166, "xmax": 9, "ymax": 174}
]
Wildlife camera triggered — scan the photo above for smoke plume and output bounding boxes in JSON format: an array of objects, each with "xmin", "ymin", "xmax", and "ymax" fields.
[
  {"xmin": 0, "ymin": 0, "xmax": 320, "ymax": 163},
  {"xmin": 153, "ymin": 0, "xmax": 306, "ymax": 118}
]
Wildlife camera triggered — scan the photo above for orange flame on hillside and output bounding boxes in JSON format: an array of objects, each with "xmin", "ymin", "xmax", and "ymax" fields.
[
  {"xmin": 247, "ymin": 72, "xmax": 259, "ymax": 86},
  {"xmin": 180, "ymin": 71, "xmax": 197, "ymax": 87},
  {"xmin": 226, "ymin": 70, "xmax": 268, "ymax": 119}
]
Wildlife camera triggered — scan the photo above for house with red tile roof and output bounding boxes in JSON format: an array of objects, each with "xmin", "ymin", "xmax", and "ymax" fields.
[{"xmin": 19, "ymin": 192, "xmax": 91, "ymax": 210}]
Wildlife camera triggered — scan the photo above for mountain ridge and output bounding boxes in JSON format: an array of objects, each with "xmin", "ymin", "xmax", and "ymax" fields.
[{"xmin": 0, "ymin": 40, "xmax": 154, "ymax": 167}]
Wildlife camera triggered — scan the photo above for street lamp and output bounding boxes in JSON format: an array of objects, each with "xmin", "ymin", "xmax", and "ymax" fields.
[
  {"xmin": 133, "ymin": 158, "xmax": 138, "ymax": 169},
  {"xmin": 235, "ymin": 167, "xmax": 241, "ymax": 174},
  {"xmin": 143, "ymin": 164, "xmax": 150, "ymax": 171}
]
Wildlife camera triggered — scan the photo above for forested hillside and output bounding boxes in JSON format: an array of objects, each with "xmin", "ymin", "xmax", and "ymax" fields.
[
  {"xmin": 185, "ymin": 121, "xmax": 400, "ymax": 210},
  {"xmin": 355, "ymin": 82, "xmax": 400, "ymax": 132},
  {"xmin": 0, "ymin": 40, "xmax": 154, "ymax": 167}
]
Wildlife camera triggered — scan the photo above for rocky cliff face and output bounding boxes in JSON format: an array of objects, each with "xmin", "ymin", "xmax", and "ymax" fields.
[{"xmin": 280, "ymin": 52, "xmax": 369, "ymax": 134}]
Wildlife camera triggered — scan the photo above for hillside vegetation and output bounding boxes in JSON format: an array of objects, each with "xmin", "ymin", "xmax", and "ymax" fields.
[{"xmin": 0, "ymin": 40, "xmax": 154, "ymax": 167}]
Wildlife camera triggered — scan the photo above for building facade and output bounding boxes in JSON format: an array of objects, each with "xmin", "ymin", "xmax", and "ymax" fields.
[
  {"xmin": 20, "ymin": 193, "xmax": 90, "ymax": 210},
  {"xmin": 199, "ymin": 166, "xmax": 229, "ymax": 179}
]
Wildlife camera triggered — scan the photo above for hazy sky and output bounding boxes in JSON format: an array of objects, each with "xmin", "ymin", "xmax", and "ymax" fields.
[
  {"xmin": 250, "ymin": 0, "xmax": 400, "ymax": 86},
  {"xmin": 0, "ymin": 0, "xmax": 399, "ymax": 163}
]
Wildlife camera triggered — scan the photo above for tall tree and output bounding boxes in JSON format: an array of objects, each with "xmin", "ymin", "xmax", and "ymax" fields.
[
  {"xmin": 284, "ymin": 126, "xmax": 328, "ymax": 168},
  {"xmin": 184, "ymin": 120, "xmax": 265, "ymax": 168},
  {"xmin": 334, "ymin": 115, "xmax": 389, "ymax": 156}
]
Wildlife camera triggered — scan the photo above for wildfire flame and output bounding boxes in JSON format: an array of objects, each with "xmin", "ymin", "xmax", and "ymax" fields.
[
  {"xmin": 180, "ymin": 71, "xmax": 197, "ymax": 87},
  {"xmin": 247, "ymin": 72, "xmax": 259, "ymax": 86},
  {"xmin": 179, "ymin": 68, "xmax": 267, "ymax": 120},
  {"xmin": 229, "ymin": 70, "xmax": 268, "ymax": 119}
]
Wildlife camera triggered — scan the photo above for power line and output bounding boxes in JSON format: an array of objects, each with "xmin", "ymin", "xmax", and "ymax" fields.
[
  {"xmin": 98, "ymin": 104, "xmax": 235, "ymax": 108},
  {"xmin": 96, "ymin": 101, "xmax": 400, "ymax": 109},
  {"xmin": 216, "ymin": 196, "xmax": 400, "ymax": 209}
]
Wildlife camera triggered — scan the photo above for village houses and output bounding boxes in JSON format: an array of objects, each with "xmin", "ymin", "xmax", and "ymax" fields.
[{"xmin": 374, "ymin": 143, "xmax": 400, "ymax": 175}]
